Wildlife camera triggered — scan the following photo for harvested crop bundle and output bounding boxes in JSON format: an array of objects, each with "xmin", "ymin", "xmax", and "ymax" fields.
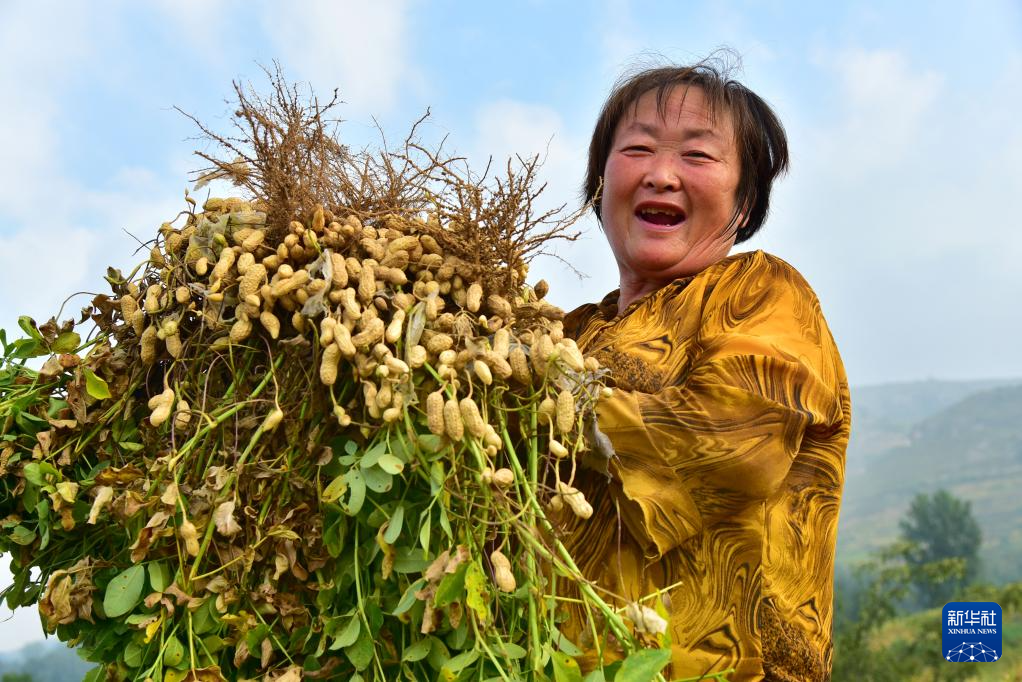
[{"xmin": 0, "ymin": 72, "xmax": 678, "ymax": 681}]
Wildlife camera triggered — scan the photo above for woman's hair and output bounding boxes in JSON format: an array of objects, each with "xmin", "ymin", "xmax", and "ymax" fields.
[{"xmin": 584, "ymin": 56, "xmax": 789, "ymax": 244}]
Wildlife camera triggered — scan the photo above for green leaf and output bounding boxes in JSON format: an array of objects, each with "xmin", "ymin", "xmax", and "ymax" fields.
[
  {"xmin": 376, "ymin": 454, "xmax": 405, "ymax": 475},
  {"xmin": 583, "ymin": 672, "xmax": 607, "ymax": 682},
  {"xmin": 103, "ymin": 564, "xmax": 145, "ymax": 618},
  {"xmin": 464, "ymin": 561, "xmax": 489, "ymax": 624},
  {"xmin": 497, "ymin": 642, "xmax": 527, "ymax": 659},
  {"xmin": 440, "ymin": 649, "xmax": 479, "ymax": 676},
  {"xmin": 10, "ymin": 337, "xmax": 44, "ymax": 360},
  {"xmin": 434, "ymin": 562, "xmax": 468, "ymax": 607},
  {"xmin": 427, "ymin": 637, "xmax": 450, "ymax": 671},
  {"xmin": 201, "ymin": 634, "xmax": 225, "ymax": 653},
  {"xmin": 8, "ymin": 525, "xmax": 36, "ymax": 546},
  {"xmin": 83, "ymin": 368, "xmax": 111, "ymax": 400},
  {"xmin": 555, "ymin": 628, "xmax": 585, "ymax": 657},
  {"xmin": 615, "ymin": 649, "xmax": 671, "ymax": 682},
  {"xmin": 164, "ymin": 634, "xmax": 185, "ymax": 668},
  {"xmin": 418, "ymin": 509, "xmax": 431, "ymax": 551},
  {"xmin": 439, "ymin": 504, "xmax": 453, "ymax": 540},
  {"xmin": 401, "ymin": 636, "xmax": 433, "ymax": 663},
  {"xmin": 344, "ymin": 619, "xmax": 374, "ymax": 671},
  {"xmin": 322, "ymin": 474, "xmax": 348, "ymax": 504},
  {"xmin": 392, "ymin": 547, "xmax": 431, "ymax": 573},
  {"xmin": 344, "ymin": 469, "xmax": 366, "ymax": 515},
  {"xmin": 191, "ymin": 598, "xmax": 218, "ymax": 635},
  {"xmin": 360, "ymin": 440, "xmax": 387, "ymax": 469},
  {"xmin": 17, "ymin": 316, "xmax": 43, "ymax": 342},
  {"xmin": 22, "ymin": 462, "xmax": 58, "ymax": 487},
  {"xmin": 246, "ymin": 624, "xmax": 269, "ymax": 653},
  {"xmin": 365, "ymin": 602, "xmax": 384, "ymax": 636},
  {"xmin": 123, "ymin": 641, "xmax": 143, "ymax": 668},
  {"xmin": 39, "ymin": 518, "xmax": 51, "ymax": 551},
  {"xmin": 551, "ymin": 649, "xmax": 584, "ymax": 682},
  {"xmin": 362, "ymin": 465, "xmax": 393, "ymax": 493},
  {"xmin": 393, "ymin": 578, "xmax": 426, "ymax": 616},
  {"xmin": 330, "ymin": 614, "xmax": 361, "ymax": 650},
  {"xmin": 446, "ymin": 615, "xmax": 469, "ymax": 650},
  {"xmin": 417, "ymin": 434, "xmax": 443, "ymax": 454},
  {"xmin": 383, "ymin": 505, "xmax": 404, "ymax": 544},
  {"xmin": 148, "ymin": 562, "xmax": 171, "ymax": 592},
  {"xmin": 601, "ymin": 661, "xmax": 622, "ymax": 681},
  {"xmin": 51, "ymin": 331, "xmax": 81, "ymax": 353}
]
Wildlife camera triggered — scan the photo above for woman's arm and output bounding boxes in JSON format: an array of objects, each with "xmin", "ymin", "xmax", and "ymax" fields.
[{"xmin": 591, "ymin": 259, "xmax": 846, "ymax": 557}]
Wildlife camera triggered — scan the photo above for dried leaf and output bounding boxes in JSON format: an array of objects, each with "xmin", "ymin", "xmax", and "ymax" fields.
[
  {"xmin": 38, "ymin": 355, "xmax": 64, "ymax": 378},
  {"xmin": 39, "ymin": 572, "xmax": 73, "ymax": 628},
  {"xmin": 94, "ymin": 465, "xmax": 144, "ymax": 485},
  {"xmin": 213, "ymin": 501, "xmax": 242, "ymax": 537},
  {"xmin": 625, "ymin": 602, "xmax": 669, "ymax": 636},
  {"xmin": 271, "ymin": 667, "xmax": 303, "ymax": 682},
  {"xmin": 87, "ymin": 486, "xmax": 114, "ymax": 524},
  {"xmin": 261, "ymin": 636, "xmax": 274, "ymax": 669},
  {"xmin": 181, "ymin": 667, "xmax": 229, "ymax": 682},
  {"xmin": 179, "ymin": 520, "xmax": 200, "ymax": 556},
  {"xmin": 161, "ymin": 482, "xmax": 180, "ymax": 507},
  {"xmin": 36, "ymin": 430, "xmax": 52, "ymax": 456}
]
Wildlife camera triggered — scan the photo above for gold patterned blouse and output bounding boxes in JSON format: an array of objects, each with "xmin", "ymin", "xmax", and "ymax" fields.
[{"xmin": 559, "ymin": 250, "xmax": 850, "ymax": 682}]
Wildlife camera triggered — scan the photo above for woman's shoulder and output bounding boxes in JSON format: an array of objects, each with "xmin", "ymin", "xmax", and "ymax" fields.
[
  {"xmin": 710, "ymin": 250, "xmax": 818, "ymax": 296},
  {"xmin": 694, "ymin": 250, "xmax": 826, "ymax": 319},
  {"xmin": 565, "ymin": 250, "xmax": 823, "ymax": 334},
  {"xmin": 695, "ymin": 249, "xmax": 836, "ymax": 341}
]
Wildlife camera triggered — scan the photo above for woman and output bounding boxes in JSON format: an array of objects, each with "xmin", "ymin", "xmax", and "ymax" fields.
[{"xmin": 561, "ymin": 61, "xmax": 850, "ymax": 681}]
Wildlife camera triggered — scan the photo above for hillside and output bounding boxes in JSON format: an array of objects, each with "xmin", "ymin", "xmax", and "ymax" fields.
[
  {"xmin": 838, "ymin": 380, "xmax": 1022, "ymax": 582},
  {"xmin": 846, "ymin": 378, "xmax": 1019, "ymax": 476},
  {"xmin": 0, "ymin": 640, "xmax": 92, "ymax": 681}
]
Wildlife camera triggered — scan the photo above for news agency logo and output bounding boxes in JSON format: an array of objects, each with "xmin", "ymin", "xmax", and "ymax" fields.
[{"xmin": 942, "ymin": 601, "xmax": 1002, "ymax": 663}]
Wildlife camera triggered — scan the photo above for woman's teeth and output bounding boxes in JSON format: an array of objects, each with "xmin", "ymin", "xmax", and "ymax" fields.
[{"xmin": 638, "ymin": 208, "xmax": 683, "ymax": 226}]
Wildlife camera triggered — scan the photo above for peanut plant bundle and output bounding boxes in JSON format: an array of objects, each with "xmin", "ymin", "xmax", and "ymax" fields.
[{"xmin": 0, "ymin": 74, "xmax": 684, "ymax": 682}]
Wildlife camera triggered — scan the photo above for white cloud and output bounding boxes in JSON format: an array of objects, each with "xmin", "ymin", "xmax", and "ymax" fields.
[
  {"xmin": 258, "ymin": 0, "xmax": 412, "ymax": 115},
  {"xmin": 810, "ymin": 48, "xmax": 944, "ymax": 177},
  {"xmin": 0, "ymin": 4, "xmax": 187, "ymax": 337},
  {"xmin": 0, "ymin": 3, "xmax": 91, "ymax": 222},
  {"xmin": 756, "ymin": 46, "xmax": 1022, "ymax": 384},
  {"xmin": 599, "ymin": 0, "xmax": 642, "ymax": 76},
  {"xmin": 152, "ymin": 0, "xmax": 233, "ymax": 49}
]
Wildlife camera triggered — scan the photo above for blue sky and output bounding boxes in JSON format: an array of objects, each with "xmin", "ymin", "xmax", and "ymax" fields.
[{"xmin": 1, "ymin": 0, "xmax": 1021, "ymax": 650}]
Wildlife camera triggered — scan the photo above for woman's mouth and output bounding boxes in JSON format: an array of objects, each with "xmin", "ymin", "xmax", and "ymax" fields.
[{"xmin": 636, "ymin": 206, "xmax": 686, "ymax": 228}]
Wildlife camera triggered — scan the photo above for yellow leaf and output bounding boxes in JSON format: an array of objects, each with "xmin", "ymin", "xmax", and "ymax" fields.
[{"xmin": 144, "ymin": 614, "xmax": 164, "ymax": 643}]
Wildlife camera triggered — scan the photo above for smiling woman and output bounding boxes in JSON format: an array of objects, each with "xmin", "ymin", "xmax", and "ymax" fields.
[
  {"xmin": 560, "ymin": 59, "xmax": 850, "ymax": 682},
  {"xmin": 599, "ymin": 85, "xmax": 743, "ymax": 308}
]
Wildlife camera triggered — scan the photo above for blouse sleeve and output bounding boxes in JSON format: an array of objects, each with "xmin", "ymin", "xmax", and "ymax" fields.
[{"xmin": 595, "ymin": 264, "xmax": 844, "ymax": 557}]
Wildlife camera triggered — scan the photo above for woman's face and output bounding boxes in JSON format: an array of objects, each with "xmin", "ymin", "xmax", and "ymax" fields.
[{"xmin": 601, "ymin": 86, "xmax": 742, "ymax": 294}]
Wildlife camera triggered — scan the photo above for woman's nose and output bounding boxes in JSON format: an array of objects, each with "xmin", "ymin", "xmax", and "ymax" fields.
[{"xmin": 643, "ymin": 156, "xmax": 682, "ymax": 191}]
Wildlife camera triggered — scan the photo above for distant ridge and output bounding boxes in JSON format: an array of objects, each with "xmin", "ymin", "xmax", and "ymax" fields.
[
  {"xmin": 0, "ymin": 640, "xmax": 92, "ymax": 680},
  {"xmin": 838, "ymin": 378, "xmax": 1022, "ymax": 583}
]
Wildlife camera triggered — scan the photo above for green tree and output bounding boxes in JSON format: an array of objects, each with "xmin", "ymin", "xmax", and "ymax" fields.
[
  {"xmin": 899, "ymin": 489, "xmax": 982, "ymax": 606},
  {"xmin": 832, "ymin": 542, "xmax": 970, "ymax": 682},
  {"xmin": 2, "ymin": 674, "xmax": 35, "ymax": 682}
]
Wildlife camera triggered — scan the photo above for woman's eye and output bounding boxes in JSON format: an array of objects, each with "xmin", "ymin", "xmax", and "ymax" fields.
[
  {"xmin": 622, "ymin": 145, "xmax": 653, "ymax": 153},
  {"xmin": 685, "ymin": 151, "xmax": 712, "ymax": 159}
]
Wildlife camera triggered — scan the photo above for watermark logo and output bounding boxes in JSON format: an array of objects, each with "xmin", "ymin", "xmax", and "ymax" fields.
[{"xmin": 942, "ymin": 601, "xmax": 1002, "ymax": 662}]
